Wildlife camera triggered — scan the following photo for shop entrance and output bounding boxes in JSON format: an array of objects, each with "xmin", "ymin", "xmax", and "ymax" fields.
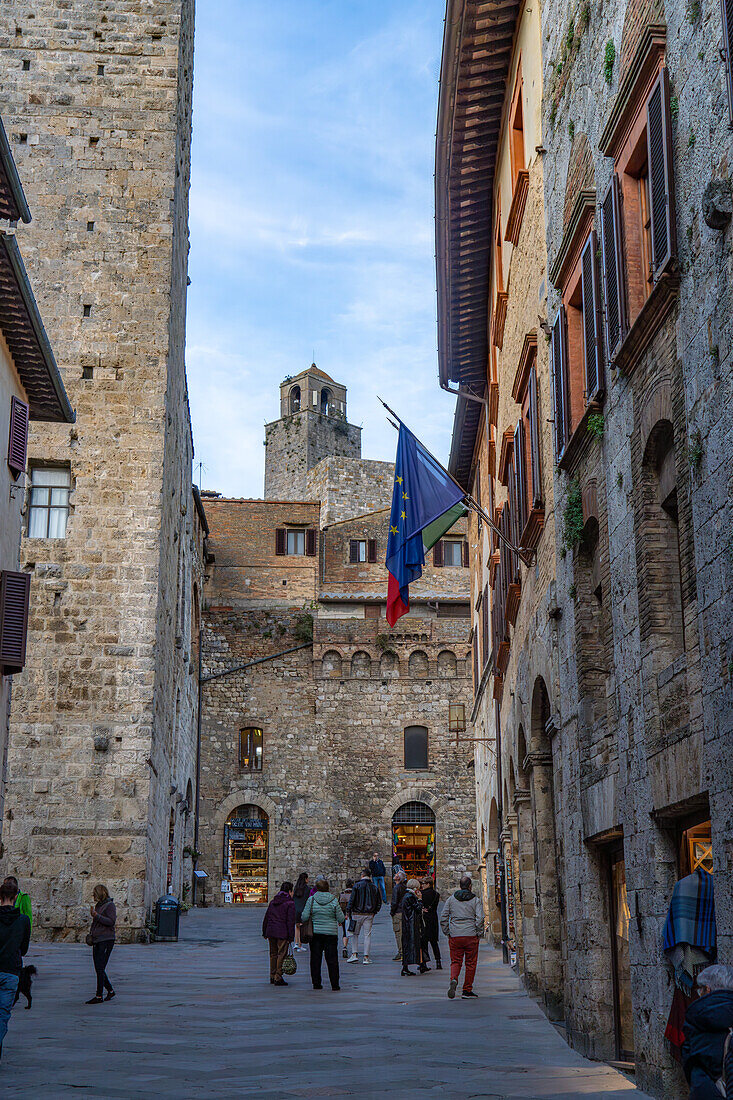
[
  {"xmin": 223, "ymin": 804, "xmax": 268, "ymax": 903},
  {"xmin": 392, "ymin": 801, "xmax": 435, "ymax": 879},
  {"xmin": 607, "ymin": 844, "xmax": 634, "ymax": 1062}
]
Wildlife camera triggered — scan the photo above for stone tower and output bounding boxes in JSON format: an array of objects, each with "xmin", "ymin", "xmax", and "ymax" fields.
[
  {"xmin": 0, "ymin": 2, "xmax": 202, "ymax": 940},
  {"xmin": 264, "ymin": 364, "xmax": 361, "ymax": 500}
]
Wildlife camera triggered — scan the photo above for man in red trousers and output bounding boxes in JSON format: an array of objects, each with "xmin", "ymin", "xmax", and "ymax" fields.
[{"xmin": 440, "ymin": 874, "xmax": 485, "ymax": 999}]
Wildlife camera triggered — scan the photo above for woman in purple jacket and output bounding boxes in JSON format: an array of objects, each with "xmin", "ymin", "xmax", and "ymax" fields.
[
  {"xmin": 262, "ymin": 882, "xmax": 296, "ymax": 986},
  {"xmin": 86, "ymin": 884, "xmax": 116, "ymax": 1004}
]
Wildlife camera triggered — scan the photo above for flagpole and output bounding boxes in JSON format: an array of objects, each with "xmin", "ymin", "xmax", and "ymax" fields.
[{"xmin": 377, "ymin": 397, "xmax": 533, "ymax": 569}]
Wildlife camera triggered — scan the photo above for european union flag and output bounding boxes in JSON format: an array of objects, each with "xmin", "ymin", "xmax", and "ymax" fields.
[{"xmin": 385, "ymin": 423, "xmax": 466, "ymax": 625}]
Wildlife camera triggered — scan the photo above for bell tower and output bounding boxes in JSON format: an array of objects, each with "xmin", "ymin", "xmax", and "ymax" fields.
[{"xmin": 264, "ymin": 364, "xmax": 361, "ymax": 500}]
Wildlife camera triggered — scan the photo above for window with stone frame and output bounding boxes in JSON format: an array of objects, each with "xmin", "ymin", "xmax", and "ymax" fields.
[
  {"xmin": 403, "ymin": 725, "xmax": 429, "ymax": 770},
  {"xmin": 239, "ymin": 727, "xmax": 263, "ymax": 771},
  {"xmin": 27, "ymin": 465, "xmax": 71, "ymax": 538},
  {"xmin": 511, "ymin": 335, "xmax": 545, "ymax": 549},
  {"xmin": 505, "ymin": 61, "xmax": 530, "ymax": 245},
  {"xmin": 599, "ymin": 39, "xmax": 677, "ymax": 371},
  {"xmin": 550, "ymin": 227, "xmax": 604, "ymax": 464}
]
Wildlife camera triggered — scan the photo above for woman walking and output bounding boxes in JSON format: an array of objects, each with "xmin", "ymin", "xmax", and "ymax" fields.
[
  {"xmin": 86, "ymin": 885, "xmax": 116, "ymax": 1004},
  {"xmin": 339, "ymin": 879, "xmax": 354, "ymax": 959},
  {"xmin": 401, "ymin": 878, "xmax": 425, "ymax": 976},
  {"xmin": 293, "ymin": 872, "xmax": 313, "ymax": 952},
  {"xmin": 262, "ymin": 881, "xmax": 296, "ymax": 986},
  {"xmin": 420, "ymin": 876, "xmax": 442, "ymax": 969},
  {"xmin": 300, "ymin": 877, "xmax": 345, "ymax": 991}
]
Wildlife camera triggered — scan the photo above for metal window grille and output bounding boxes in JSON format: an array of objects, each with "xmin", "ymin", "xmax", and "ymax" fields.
[{"xmin": 392, "ymin": 800, "xmax": 435, "ymax": 824}]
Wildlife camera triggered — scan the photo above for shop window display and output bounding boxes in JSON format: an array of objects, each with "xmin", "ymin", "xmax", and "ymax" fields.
[
  {"xmin": 392, "ymin": 801, "xmax": 435, "ymax": 879},
  {"xmin": 223, "ymin": 805, "xmax": 268, "ymax": 903}
]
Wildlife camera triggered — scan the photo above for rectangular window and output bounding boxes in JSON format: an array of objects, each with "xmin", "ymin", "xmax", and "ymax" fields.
[
  {"xmin": 28, "ymin": 467, "xmax": 71, "ymax": 538},
  {"xmin": 528, "ymin": 366, "xmax": 543, "ymax": 509},
  {"xmin": 448, "ymin": 703, "xmax": 466, "ymax": 734},
  {"xmin": 442, "ymin": 539, "xmax": 464, "ymax": 567},
  {"xmin": 404, "ymin": 725, "xmax": 428, "ymax": 770},
  {"xmin": 550, "ymin": 307, "xmax": 570, "ymax": 459},
  {"xmin": 286, "ymin": 530, "xmax": 305, "ymax": 555},
  {"xmin": 350, "ymin": 539, "xmax": 367, "ymax": 562},
  {"xmin": 239, "ymin": 728, "xmax": 263, "ymax": 771}
]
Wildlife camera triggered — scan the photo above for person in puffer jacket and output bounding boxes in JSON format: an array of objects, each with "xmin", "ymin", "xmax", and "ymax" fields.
[
  {"xmin": 440, "ymin": 875, "xmax": 485, "ymax": 999},
  {"xmin": 682, "ymin": 965, "xmax": 733, "ymax": 1099},
  {"xmin": 300, "ymin": 878, "xmax": 345, "ymax": 991},
  {"xmin": 262, "ymin": 882, "xmax": 295, "ymax": 986}
]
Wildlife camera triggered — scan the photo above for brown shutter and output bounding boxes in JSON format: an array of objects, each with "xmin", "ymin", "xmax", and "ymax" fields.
[
  {"xmin": 275, "ymin": 528, "xmax": 286, "ymax": 555},
  {"xmin": 0, "ymin": 570, "xmax": 31, "ymax": 674},
  {"xmin": 646, "ymin": 67, "xmax": 676, "ymax": 280},
  {"xmin": 551, "ymin": 306, "xmax": 570, "ymax": 459},
  {"xmin": 433, "ymin": 540, "xmax": 444, "ymax": 567},
  {"xmin": 306, "ymin": 528, "xmax": 317, "ymax": 557},
  {"xmin": 581, "ymin": 230, "xmax": 604, "ymax": 405},
  {"xmin": 349, "ymin": 539, "xmax": 359, "ymax": 563},
  {"xmin": 514, "ymin": 420, "xmax": 528, "ymax": 539},
  {"xmin": 7, "ymin": 396, "xmax": 29, "ymax": 480},
  {"xmin": 723, "ymin": 0, "xmax": 733, "ymax": 122},
  {"xmin": 472, "ymin": 630, "xmax": 479, "ymax": 691},
  {"xmin": 600, "ymin": 174, "xmax": 627, "ymax": 362},
  {"xmin": 474, "ymin": 467, "xmax": 481, "ymax": 508},
  {"xmin": 482, "ymin": 583, "xmax": 489, "ymax": 668},
  {"xmin": 367, "ymin": 538, "xmax": 377, "ymax": 563},
  {"xmin": 462, "ymin": 540, "xmax": 469, "ymax": 568},
  {"xmin": 528, "ymin": 366, "xmax": 543, "ymax": 510}
]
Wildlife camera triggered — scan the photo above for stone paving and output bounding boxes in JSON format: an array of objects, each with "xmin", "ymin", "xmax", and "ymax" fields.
[{"xmin": 2, "ymin": 907, "xmax": 652, "ymax": 1098}]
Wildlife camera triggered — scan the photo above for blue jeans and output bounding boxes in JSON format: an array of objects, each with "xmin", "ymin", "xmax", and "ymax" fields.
[
  {"xmin": 373, "ymin": 876, "xmax": 386, "ymax": 902},
  {"xmin": 0, "ymin": 971, "xmax": 19, "ymax": 1046}
]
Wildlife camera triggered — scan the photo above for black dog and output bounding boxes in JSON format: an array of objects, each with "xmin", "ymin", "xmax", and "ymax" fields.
[{"xmin": 13, "ymin": 965, "xmax": 36, "ymax": 1009}]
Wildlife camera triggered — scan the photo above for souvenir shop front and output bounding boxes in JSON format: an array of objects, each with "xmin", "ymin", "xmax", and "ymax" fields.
[
  {"xmin": 392, "ymin": 801, "xmax": 435, "ymax": 879},
  {"xmin": 223, "ymin": 804, "xmax": 269, "ymax": 903}
]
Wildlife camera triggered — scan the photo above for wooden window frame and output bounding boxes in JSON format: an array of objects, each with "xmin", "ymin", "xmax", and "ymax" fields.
[
  {"xmin": 0, "ymin": 569, "xmax": 31, "ymax": 675},
  {"xmin": 239, "ymin": 727, "xmax": 264, "ymax": 771},
  {"xmin": 7, "ymin": 395, "xmax": 28, "ymax": 480},
  {"xmin": 27, "ymin": 465, "xmax": 71, "ymax": 539}
]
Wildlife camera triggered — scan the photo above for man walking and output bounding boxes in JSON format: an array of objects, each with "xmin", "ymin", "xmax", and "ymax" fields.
[
  {"xmin": 346, "ymin": 869, "xmax": 381, "ymax": 964},
  {"xmin": 390, "ymin": 871, "xmax": 407, "ymax": 961},
  {"xmin": 0, "ymin": 878, "xmax": 31, "ymax": 1058},
  {"xmin": 262, "ymin": 881, "xmax": 296, "ymax": 986},
  {"xmin": 368, "ymin": 853, "xmax": 387, "ymax": 903},
  {"xmin": 440, "ymin": 874, "xmax": 484, "ymax": 999}
]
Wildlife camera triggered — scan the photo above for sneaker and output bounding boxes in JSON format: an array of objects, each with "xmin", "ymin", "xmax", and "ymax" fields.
[
  {"xmin": 462, "ymin": 990, "xmax": 478, "ymax": 998},
  {"xmin": 401, "ymin": 968, "xmax": 415, "ymax": 976},
  {"xmin": 392, "ymin": 954, "xmax": 402, "ymax": 961},
  {"xmin": 346, "ymin": 954, "xmax": 359, "ymax": 963},
  {"xmin": 447, "ymin": 978, "xmax": 458, "ymax": 999},
  {"xmin": 104, "ymin": 990, "xmax": 116, "ymax": 1001},
  {"xmin": 362, "ymin": 957, "xmax": 371, "ymax": 964},
  {"xmin": 85, "ymin": 996, "xmax": 104, "ymax": 1004}
]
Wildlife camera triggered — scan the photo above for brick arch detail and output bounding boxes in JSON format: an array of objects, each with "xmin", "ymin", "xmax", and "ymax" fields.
[
  {"xmin": 563, "ymin": 133, "xmax": 595, "ymax": 229},
  {"xmin": 620, "ymin": 0, "xmax": 665, "ymax": 84},
  {"xmin": 381, "ymin": 787, "xmax": 446, "ymax": 824},
  {"xmin": 639, "ymin": 377, "xmax": 673, "ymax": 459}
]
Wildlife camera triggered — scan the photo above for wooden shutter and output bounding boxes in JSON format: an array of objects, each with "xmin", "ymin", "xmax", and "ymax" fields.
[
  {"xmin": 646, "ymin": 67, "xmax": 676, "ymax": 280},
  {"xmin": 349, "ymin": 539, "xmax": 359, "ymax": 563},
  {"xmin": 723, "ymin": 0, "xmax": 733, "ymax": 121},
  {"xmin": 7, "ymin": 396, "xmax": 29, "ymax": 479},
  {"xmin": 462, "ymin": 540, "xmax": 469, "ymax": 568},
  {"xmin": 482, "ymin": 583, "xmax": 489, "ymax": 667},
  {"xmin": 433, "ymin": 540, "xmax": 444, "ymax": 567},
  {"xmin": 581, "ymin": 230, "xmax": 604, "ymax": 405},
  {"xmin": 600, "ymin": 175, "xmax": 627, "ymax": 362},
  {"xmin": 0, "ymin": 570, "xmax": 31, "ymax": 674},
  {"xmin": 528, "ymin": 366, "xmax": 543, "ymax": 509},
  {"xmin": 551, "ymin": 307, "xmax": 570, "ymax": 459},
  {"xmin": 472, "ymin": 630, "xmax": 479, "ymax": 691},
  {"xmin": 306, "ymin": 528, "xmax": 317, "ymax": 557},
  {"xmin": 514, "ymin": 420, "xmax": 528, "ymax": 538},
  {"xmin": 275, "ymin": 528, "xmax": 286, "ymax": 555},
  {"xmin": 367, "ymin": 538, "xmax": 377, "ymax": 563}
]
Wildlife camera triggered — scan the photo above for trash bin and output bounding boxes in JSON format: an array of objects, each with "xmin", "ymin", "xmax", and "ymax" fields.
[{"xmin": 154, "ymin": 894, "xmax": 180, "ymax": 942}]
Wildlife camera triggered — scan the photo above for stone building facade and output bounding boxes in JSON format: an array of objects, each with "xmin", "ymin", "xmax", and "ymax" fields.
[
  {"xmin": 0, "ymin": 2, "xmax": 205, "ymax": 941},
  {"xmin": 0, "ymin": 114, "xmax": 73, "ymax": 831},
  {"xmin": 436, "ymin": 0, "xmax": 733, "ymax": 1095},
  {"xmin": 198, "ymin": 372, "xmax": 476, "ymax": 903}
]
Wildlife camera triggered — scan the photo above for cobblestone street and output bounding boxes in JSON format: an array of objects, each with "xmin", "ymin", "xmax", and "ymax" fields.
[{"xmin": 2, "ymin": 908, "xmax": 652, "ymax": 1098}]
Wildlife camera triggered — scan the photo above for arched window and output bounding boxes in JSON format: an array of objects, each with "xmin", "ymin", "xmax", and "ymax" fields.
[
  {"xmin": 320, "ymin": 387, "xmax": 332, "ymax": 415},
  {"xmin": 322, "ymin": 650, "xmax": 342, "ymax": 677},
  {"xmin": 351, "ymin": 651, "xmax": 371, "ymax": 678},
  {"xmin": 289, "ymin": 385, "xmax": 301, "ymax": 413},
  {"xmin": 408, "ymin": 650, "xmax": 428, "ymax": 678},
  {"xmin": 404, "ymin": 725, "xmax": 429, "ymax": 769}
]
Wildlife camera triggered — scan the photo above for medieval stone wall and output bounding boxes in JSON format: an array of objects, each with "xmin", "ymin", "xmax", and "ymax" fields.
[
  {"xmin": 0, "ymin": 1, "xmax": 200, "ymax": 941},
  {"xmin": 264, "ymin": 410, "xmax": 361, "ymax": 501},
  {"xmin": 306, "ymin": 457, "xmax": 394, "ymax": 527}
]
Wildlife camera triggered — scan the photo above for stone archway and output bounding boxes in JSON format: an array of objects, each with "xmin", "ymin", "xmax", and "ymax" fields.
[{"xmin": 213, "ymin": 791, "xmax": 279, "ymax": 904}]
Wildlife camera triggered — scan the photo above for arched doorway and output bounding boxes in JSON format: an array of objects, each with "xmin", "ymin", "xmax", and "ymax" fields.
[
  {"xmin": 224, "ymin": 804, "xmax": 269, "ymax": 904},
  {"xmin": 392, "ymin": 801, "xmax": 436, "ymax": 879}
]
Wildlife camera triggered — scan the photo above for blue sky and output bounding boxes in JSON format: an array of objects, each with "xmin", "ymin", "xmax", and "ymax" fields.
[{"xmin": 186, "ymin": 0, "xmax": 455, "ymax": 498}]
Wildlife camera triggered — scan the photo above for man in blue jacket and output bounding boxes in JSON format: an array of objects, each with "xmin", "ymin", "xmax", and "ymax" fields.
[
  {"xmin": 0, "ymin": 879, "xmax": 31, "ymax": 1058},
  {"xmin": 368, "ymin": 853, "xmax": 387, "ymax": 903}
]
